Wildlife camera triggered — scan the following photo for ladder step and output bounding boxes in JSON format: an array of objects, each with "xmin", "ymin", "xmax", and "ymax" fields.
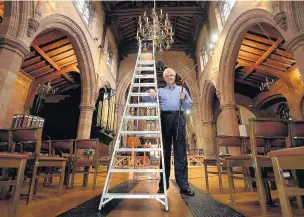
[
  {"xmin": 136, "ymin": 67, "xmax": 155, "ymax": 71},
  {"xmin": 140, "ymin": 53, "xmax": 153, "ymax": 57},
  {"xmin": 134, "ymin": 75, "xmax": 155, "ymax": 79},
  {"xmin": 130, "ymin": 93, "xmax": 150, "ymax": 96},
  {"xmin": 121, "ymin": 131, "xmax": 161, "ymax": 135},
  {"xmin": 125, "ymin": 116, "xmax": 159, "ymax": 120},
  {"xmin": 128, "ymin": 103, "xmax": 158, "ymax": 108},
  {"xmin": 103, "ymin": 193, "xmax": 166, "ymax": 199},
  {"xmin": 138, "ymin": 60, "xmax": 155, "ymax": 65},
  {"xmin": 110, "ymin": 169, "xmax": 163, "ymax": 173},
  {"xmin": 132, "ymin": 83, "xmax": 157, "ymax": 87},
  {"xmin": 115, "ymin": 148, "xmax": 162, "ymax": 152}
]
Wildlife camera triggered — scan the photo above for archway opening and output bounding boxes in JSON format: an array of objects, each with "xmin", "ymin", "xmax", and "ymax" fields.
[{"xmin": 21, "ymin": 29, "xmax": 81, "ymax": 139}]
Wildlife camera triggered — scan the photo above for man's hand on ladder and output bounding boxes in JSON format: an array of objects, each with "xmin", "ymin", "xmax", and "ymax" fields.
[{"xmin": 149, "ymin": 89, "xmax": 156, "ymax": 99}]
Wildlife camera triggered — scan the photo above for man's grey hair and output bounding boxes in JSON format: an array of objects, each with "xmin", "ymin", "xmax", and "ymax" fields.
[{"xmin": 163, "ymin": 68, "xmax": 176, "ymax": 77}]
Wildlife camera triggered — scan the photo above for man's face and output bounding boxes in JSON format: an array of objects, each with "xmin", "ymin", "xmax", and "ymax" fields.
[{"xmin": 164, "ymin": 71, "xmax": 176, "ymax": 86}]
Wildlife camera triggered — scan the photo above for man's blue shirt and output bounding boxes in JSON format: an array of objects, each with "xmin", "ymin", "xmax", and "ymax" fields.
[{"xmin": 143, "ymin": 85, "xmax": 192, "ymax": 111}]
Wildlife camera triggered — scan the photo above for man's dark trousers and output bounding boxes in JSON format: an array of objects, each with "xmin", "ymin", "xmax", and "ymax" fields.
[{"xmin": 159, "ymin": 111, "xmax": 189, "ymax": 190}]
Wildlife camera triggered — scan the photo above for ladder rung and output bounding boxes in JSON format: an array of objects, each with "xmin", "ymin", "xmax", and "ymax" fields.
[
  {"xmin": 130, "ymin": 93, "xmax": 150, "ymax": 96},
  {"xmin": 138, "ymin": 60, "xmax": 154, "ymax": 65},
  {"xmin": 132, "ymin": 83, "xmax": 157, "ymax": 87},
  {"xmin": 110, "ymin": 169, "xmax": 163, "ymax": 173},
  {"xmin": 115, "ymin": 148, "xmax": 161, "ymax": 152},
  {"xmin": 134, "ymin": 75, "xmax": 155, "ymax": 79},
  {"xmin": 103, "ymin": 193, "xmax": 166, "ymax": 199},
  {"xmin": 140, "ymin": 53, "xmax": 153, "ymax": 57},
  {"xmin": 128, "ymin": 103, "xmax": 158, "ymax": 108},
  {"xmin": 121, "ymin": 131, "xmax": 161, "ymax": 135},
  {"xmin": 136, "ymin": 67, "xmax": 155, "ymax": 71},
  {"xmin": 125, "ymin": 116, "xmax": 159, "ymax": 120}
]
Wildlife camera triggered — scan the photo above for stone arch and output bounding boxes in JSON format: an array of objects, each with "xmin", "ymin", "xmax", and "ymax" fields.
[
  {"xmin": 28, "ymin": 14, "xmax": 97, "ymax": 108},
  {"xmin": 0, "ymin": 1, "xmax": 34, "ymax": 40},
  {"xmin": 201, "ymin": 80, "xmax": 218, "ymax": 156},
  {"xmin": 116, "ymin": 56, "xmax": 204, "ymax": 148},
  {"xmin": 218, "ymin": 9, "xmax": 288, "ymax": 107}
]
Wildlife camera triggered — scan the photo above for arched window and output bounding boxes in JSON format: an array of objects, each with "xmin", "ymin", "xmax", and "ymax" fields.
[
  {"xmin": 107, "ymin": 44, "xmax": 113, "ymax": 70},
  {"xmin": 219, "ymin": 0, "xmax": 235, "ymax": 25},
  {"xmin": 201, "ymin": 44, "xmax": 210, "ymax": 67},
  {"xmin": 74, "ymin": 0, "xmax": 93, "ymax": 26},
  {"xmin": 278, "ymin": 103, "xmax": 292, "ymax": 120}
]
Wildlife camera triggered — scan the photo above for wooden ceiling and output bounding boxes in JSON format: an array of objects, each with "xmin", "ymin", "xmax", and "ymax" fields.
[
  {"xmin": 101, "ymin": 1, "xmax": 209, "ymax": 59},
  {"xmin": 234, "ymin": 24, "xmax": 296, "ymax": 98},
  {"xmin": 21, "ymin": 29, "xmax": 80, "ymax": 94}
]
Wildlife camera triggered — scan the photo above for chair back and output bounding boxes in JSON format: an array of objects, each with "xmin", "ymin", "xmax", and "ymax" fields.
[
  {"xmin": 74, "ymin": 139, "xmax": 99, "ymax": 161},
  {"xmin": 127, "ymin": 137, "xmax": 141, "ymax": 148},
  {"xmin": 249, "ymin": 118, "xmax": 291, "ymax": 156},
  {"xmin": 291, "ymin": 121, "xmax": 304, "ymax": 147},
  {"xmin": 51, "ymin": 140, "xmax": 74, "ymax": 158},
  {"xmin": 215, "ymin": 136, "xmax": 244, "ymax": 158}
]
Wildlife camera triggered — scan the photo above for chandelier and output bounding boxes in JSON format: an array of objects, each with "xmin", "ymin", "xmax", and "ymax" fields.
[
  {"xmin": 135, "ymin": 1, "xmax": 174, "ymax": 52},
  {"xmin": 37, "ymin": 81, "xmax": 58, "ymax": 96},
  {"xmin": 259, "ymin": 76, "xmax": 274, "ymax": 91}
]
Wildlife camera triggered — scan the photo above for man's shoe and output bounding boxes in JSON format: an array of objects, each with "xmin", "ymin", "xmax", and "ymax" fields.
[
  {"xmin": 180, "ymin": 188, "xmax": 195, "ymax": 196},
  {"xmin": 157, "ymin": 188, "xmax": 164, "ymax": 194}
]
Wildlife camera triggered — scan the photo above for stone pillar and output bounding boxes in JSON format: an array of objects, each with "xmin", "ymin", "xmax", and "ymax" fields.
[
  {"xmin": 192, "ymin": 103, "xmax": 204, "ymax": 149},
  {"xmin": 218, "ymin": 103, "xmax": 240, "ymax": 136},
  {"xmin": 77, "ymin": 104, "xmax": 95, "ymax": 139},
  {"xmin": 286, "ymin": 33, "xmax": 304, "ymax": 81},
  {"xmin": 0, "ymin": 36, "xmax": 30, "ymax": 128},
  {"xmin": 202, "ymin": 121, "xmax": 216, "ymax": 158}
]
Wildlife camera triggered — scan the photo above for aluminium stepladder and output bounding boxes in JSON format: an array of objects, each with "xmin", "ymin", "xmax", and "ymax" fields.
[{"xmin": 98, "ymin": 39, "xmax": 168, "ymax": 211}]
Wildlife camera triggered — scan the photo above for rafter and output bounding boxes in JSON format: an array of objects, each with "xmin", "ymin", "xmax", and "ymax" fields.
[
  {"xmin": 241, "ymin": 38, "xmax": 283, "ymax": 79},
  {"xmin": 36, "ymin": 64, "xmax": 79, "ymax": 84},
  {"xmin": 237, "ymin": 58, "xmax": 292, "ymax": 88},
  {"xmin": 108, "ymin": 7, "xmax": 204, "ymax": 18}
]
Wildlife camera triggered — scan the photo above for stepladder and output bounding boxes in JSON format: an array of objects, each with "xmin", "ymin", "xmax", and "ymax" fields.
[{"xmin": 98, "ymin": 39, "xmax": 169, "ymax": 211}]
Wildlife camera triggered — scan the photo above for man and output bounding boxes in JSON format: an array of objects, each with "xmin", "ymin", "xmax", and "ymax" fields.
[{"xmin": 143, "ymin": 68, "xmax": 195, "ymax": 196}]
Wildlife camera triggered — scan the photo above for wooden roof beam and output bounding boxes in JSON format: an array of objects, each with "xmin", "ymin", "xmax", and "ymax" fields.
[
  {"xmin": 241, "ymin": 37, "xmax": 283, "ymax": 79},
  {"xmin": 32, "ymin": 43, "xmax": 76, "ymax": 84},
  {"xmin": 36, "ymin": 64, "xmax": 79, "ymax": 84},
  {"xmin": 237, "ymin": 58, "xmax": 292, "ymax": 88}
]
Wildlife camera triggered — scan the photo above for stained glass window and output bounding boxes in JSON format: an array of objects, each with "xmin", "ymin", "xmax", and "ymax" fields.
[
  {"xmin": 278, "ymin": 103, "xmax": 292, "ymax": 120},
  {"xmin": 219, "ymin": 0, "xmax": 235, "ymax": 24},
  {"xmin": 74, "ymin": 0, "xmax": 93, "ymax": 26}
]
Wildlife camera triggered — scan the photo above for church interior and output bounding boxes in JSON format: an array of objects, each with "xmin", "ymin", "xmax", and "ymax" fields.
[{"xmin": 1, "ymin": 1, "xmax": 304, "ymax": 217}]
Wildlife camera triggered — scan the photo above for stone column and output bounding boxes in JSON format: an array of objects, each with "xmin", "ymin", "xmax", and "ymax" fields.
[
  {"xmin": 218, "ymin": 103, "xmax": 240, "ymax": 136},
  {"xmin": 0, "ymin": 36, "xmax": 30, "ymax": 128},
  {"xmin": 202, "ymin": 121, "xmax": 216, "ymax": 158},
  {"xmin": 286, "ymin": 33, "xmax": 304, "ymax": 81},
  {"xmin": 77, "ymin": 104, "xmax": 95, "ymax": 139},
  {"xmin": 192, "ymin": 103, "xmax": 204, "ymax": 149}
]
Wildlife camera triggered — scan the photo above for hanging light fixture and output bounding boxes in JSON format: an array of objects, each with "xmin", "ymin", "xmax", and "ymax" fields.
[
  {"xmin": 135, "ymin": 0, "xmax": 174, "ymax": 52},
  {"xmin": 259, "ymin": 76, "xmax": 274, "ymax": 91}
]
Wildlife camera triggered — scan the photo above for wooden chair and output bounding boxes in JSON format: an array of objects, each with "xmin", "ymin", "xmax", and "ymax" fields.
[
  {"xmin": 11, "ymin": 127, "xmax": 67, "ymax": 204},
  {"xmin": 71, "ymin": 139, "xmax": 100, "ymax": 190},
  {"xmin": 0, "ymin": 153, "xmax": 29, "ymax": 217},
  {"xmin": 51, "ymin": 140, "xmax": 74, "ymax": 188},
  {"xmin": 203, "ymin": 135, "xmax": 247, "ymax": 194},
  {"xmin": 127, "ymin": 137, "xmax": 143, "ymax": 167},
  {"xmin": 225, "ymin": 118, "xmax": 292, "ymax": 216},
  {"xmin": 268, "ymin": 147, "xmax": 304, "ymax": 217}
]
